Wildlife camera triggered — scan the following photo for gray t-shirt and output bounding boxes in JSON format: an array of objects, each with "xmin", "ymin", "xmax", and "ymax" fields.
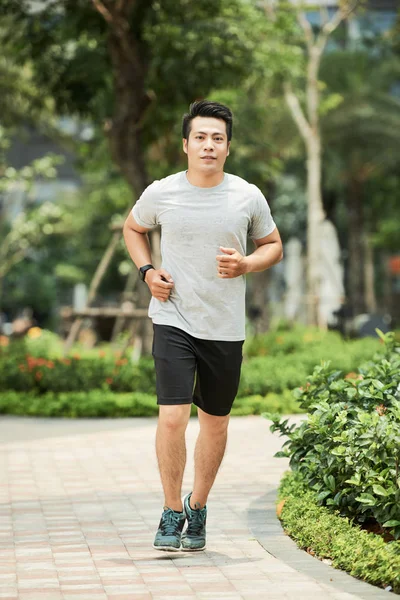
[{"xmin": 132, "ymin": 170, "xmax": 276, "ymax": 341}]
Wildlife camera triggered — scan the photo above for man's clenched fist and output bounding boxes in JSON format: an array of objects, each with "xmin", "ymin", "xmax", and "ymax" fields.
[
  {"xmin": 145, "ymin": 269, "xmax": 174, "ymax": 302},
  {"xmin": 216, "ymin": 247, "xmax": 248, "ymax": 279}
]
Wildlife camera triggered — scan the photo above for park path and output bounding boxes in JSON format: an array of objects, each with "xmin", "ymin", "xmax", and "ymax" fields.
[{"xmin": 0, "ymin": 414, "xmax": 391, "ymax": 600}]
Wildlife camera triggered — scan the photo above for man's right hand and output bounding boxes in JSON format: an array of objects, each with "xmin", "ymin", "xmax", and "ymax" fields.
[{"xmin": 145, "ymin": 269, "xmax": 174, "ymax": 302}]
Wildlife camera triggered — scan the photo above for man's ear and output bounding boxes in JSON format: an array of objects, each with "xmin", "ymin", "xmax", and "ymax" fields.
[
  {"xmin": 227, "ymin": 141, "xmax": 230, "ymax": 157},
  {"xmin": 183, "ymin": 138, "xmax": 188, "ymax": 154}
]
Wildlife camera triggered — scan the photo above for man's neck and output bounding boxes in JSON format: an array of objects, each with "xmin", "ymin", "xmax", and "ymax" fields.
[{"xmin": 186, "ymin": 169, "xmax": 225, "ymax": 188}]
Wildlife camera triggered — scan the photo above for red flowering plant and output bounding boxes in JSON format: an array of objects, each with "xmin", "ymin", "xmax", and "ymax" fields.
[{"xmin": 0, "ymin": 337, "xmax": 156, "ymax": 394}]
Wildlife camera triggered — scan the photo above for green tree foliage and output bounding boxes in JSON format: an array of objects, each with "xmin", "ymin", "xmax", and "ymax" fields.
[{"xmin": 1, "ymin": 0, "xmax": 300, "ymax": 191}]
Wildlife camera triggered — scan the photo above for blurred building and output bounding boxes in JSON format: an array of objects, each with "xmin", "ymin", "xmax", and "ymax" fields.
[
  {"xmin": 0, "ymin": 117, "xmax": 95, "ymax": 222},
  {"xmin": 1, "ymin": 129, "xmax": 80, "ymax": 223}
]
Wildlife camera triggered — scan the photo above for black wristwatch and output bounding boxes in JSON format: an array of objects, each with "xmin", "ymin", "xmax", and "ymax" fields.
[{"xmin": 139, "ymin": 264, "xmax": 155, "ymax": 282}]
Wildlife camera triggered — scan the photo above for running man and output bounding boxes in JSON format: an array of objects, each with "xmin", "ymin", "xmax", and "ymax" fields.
[{"xmin": 123, "ymin": 100, "xmax": 283, "ymax": 552}]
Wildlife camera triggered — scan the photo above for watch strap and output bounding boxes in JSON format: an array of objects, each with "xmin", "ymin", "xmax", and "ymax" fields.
[{"xmin": 139, "ymin": 264, "xmax": 155, "ymax": 281}]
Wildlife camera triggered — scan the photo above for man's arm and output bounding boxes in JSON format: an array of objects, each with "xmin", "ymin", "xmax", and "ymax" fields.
[
  {"xmin": 123, "ymin": 213, "xmax": 174, "ymax": 302},
  {"xmin": 216, "ymin": 227, "xmax": 283, "ymax": 278},
  {"xmin": 244, "ymin": 227, "xmax": 283, "ymax": 273}
]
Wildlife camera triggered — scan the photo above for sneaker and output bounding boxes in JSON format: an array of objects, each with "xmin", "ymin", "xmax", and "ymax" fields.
[
  {"xmin": 181, "ymin": 493, "xmax": 207, "ymax": 551},
  {"xmin": 153, "ymin": 507, "xmax": 186, "ymax": 551}
]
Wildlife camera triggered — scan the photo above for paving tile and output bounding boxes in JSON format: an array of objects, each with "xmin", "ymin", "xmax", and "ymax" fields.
[
  {"xmin": 18, "ymin": 595, "xmax": 63, "ymax": 600},
  {"xmin": 0, "ymin": 415, "xmax": 390, "ymax": 600},
  {"xmin": 107, "ymin": 596, "xmax": 152, "ymax": 600}
]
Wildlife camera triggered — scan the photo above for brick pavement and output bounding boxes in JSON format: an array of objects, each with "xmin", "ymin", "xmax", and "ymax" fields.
[{"xmin": 0, "ymin": 415, "xmax": 392, "ymax": 600}]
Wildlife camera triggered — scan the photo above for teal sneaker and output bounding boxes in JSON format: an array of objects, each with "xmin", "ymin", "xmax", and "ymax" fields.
[
  {"xmin": 153, "ymin": 507, "xmax": 186, "ymax": 552},
  {"xmin": 181, "ymin": 493, "xmax": 207, "ymax": 551}
]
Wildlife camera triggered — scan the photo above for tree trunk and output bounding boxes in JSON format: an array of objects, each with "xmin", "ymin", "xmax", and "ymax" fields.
[
  {"xmin": 364, "ymin": 233, "xmax": 377, "ymax": 313},
  {"xmin": 347, "ymin": 177, "xmax": 366, "ymax": 315},
  {"xmin": 248, "ymin": 269, "xmax": 270, "ymax": 334},
  {"xmin": 306, "ymin": 134, "xmax": 325, "ymax": 326},
  {"xmin": 107, "ymin": 31, "xmax": 150, "ymax": 196},
  {"xmin": 381, "ymin": 253, "xmax": 393, "ymax": 316}
]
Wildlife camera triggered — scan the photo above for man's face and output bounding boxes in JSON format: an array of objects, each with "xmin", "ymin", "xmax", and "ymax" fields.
[{"xmin": 183, "ymin": 116, "xmax": 230, "ymax": 172}]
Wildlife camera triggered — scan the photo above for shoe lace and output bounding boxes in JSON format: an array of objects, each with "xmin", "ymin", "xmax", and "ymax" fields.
[
  {"xmin": 186, "ymin": 508, "xmax": 206, "ymax": 537},
  {"xmin": 161, "ymin": 509, "xmax": 182, "ymax": 536}
]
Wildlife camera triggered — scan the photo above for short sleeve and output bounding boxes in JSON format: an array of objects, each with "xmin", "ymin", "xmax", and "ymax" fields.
[
  {"xmin": 131, "ymin": 181, "xmax": 159, "ymax": 229},
  {"xmin": 248, "ymin": 186, "xmax": 276, "ymax": 240}
]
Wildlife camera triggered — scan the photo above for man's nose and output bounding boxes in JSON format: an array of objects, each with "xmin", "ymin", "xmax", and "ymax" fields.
[{"xmin": 203, "ymin": 138, "xmax": 215, "ymax": 150}]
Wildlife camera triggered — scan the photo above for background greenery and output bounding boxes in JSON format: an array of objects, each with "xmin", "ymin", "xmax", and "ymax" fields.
[
  {"xmin": 0, "ymin": 324, "xmax": 383, "ymax": 417},
  {"xmin": 0, "ymin": 1, "xmax": 399, "ymax": 328}
]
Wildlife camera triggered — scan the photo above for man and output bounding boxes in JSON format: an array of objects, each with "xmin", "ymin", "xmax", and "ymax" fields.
[{"xmin": 123, "ymin": 100, "xmax": 283, "ymax": 552}]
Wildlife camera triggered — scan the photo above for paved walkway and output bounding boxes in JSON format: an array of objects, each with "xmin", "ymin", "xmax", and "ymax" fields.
[{"xmin": 0, "ymin": 415, "xmax": 392, "ymax": 600}]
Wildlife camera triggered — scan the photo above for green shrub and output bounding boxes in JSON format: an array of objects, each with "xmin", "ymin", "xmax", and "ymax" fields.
[
  {"xmin": 232, "ymin": 390, "xmax": 303, "ymax": 415},
  {"xmin": 0, "ymin": 388, "xmax": 303, "ymax": 418},
  {"xmin": 0, "ymin": 389, "xmax": 172, "ymax": 418},
  {"xmin": 265, "ymin": 331, "xmax": 400, "ymax": 540},
  {"xmin": 1, "ymin": 325, "xmax": 381, "ymax": 398},
  {"xmin": 244, "ymin": 325, "xmax": 335, "ymax": 357},
  {"xmin": 277, "ymin": 471, "xmax": 400, "ymax": 594},
  {"xmin": 24, "ymin": 329, "xmax": 65, "ymax": 358},
  {"xmin": 239, "ymin": 335, "xmax": 380, "ymax": 397},
  {"xmin": 244, "ymin": 325, "xmax": 380, "ymax": 361},
  {"xmin": 0, "ymin": 350, "xmax": 156, "ymax": 394}
]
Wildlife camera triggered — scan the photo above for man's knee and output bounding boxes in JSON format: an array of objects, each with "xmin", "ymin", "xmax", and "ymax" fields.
[
  {"xmin": 158, "ymin": 404, "xmax": 191, "ymax": 432},
  {"xmin": 198, "ymin": 408, "xmax": 230, "ymax": 435}
]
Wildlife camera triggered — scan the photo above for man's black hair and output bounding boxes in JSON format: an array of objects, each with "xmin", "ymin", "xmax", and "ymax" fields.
[{"xmin": 182, "ymin": 100, "xmax": 233, "ymax": 142}]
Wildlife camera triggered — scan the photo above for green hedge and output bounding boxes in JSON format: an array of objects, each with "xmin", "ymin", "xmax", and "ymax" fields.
[
  {"xmin": 0, "ymin": 388, "xmax": 303, "ymax": 418},
  {"xmin": 244, "ymin": 326, "xmax": 380, "ymax": 360},
  {"xmin": 277, "ymin": 471, "xmax": 400, "ymax": 594},
  {"xmin": 1, "ymin": 331, "xmax": 381, "ymax": 397},
  {"xmin": 0, "ymin": 349, "xmax": 156, "ymax": 394},
  {"xmin": 238, "ymin": 336, "xmax": 380, "ymax": 396},
  {"xmin": 265, "ymin": 331, "xmax": 400, "ymax": 541}
]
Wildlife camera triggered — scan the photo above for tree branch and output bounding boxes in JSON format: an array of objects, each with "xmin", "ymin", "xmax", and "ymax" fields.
[
  {"xmin": 91, "ymin": 0, "xmax": 113, "ymax": 24},
  {"xmin": 297, "ymin": 11, "xmax": 313, "ymax": 50},
  {"xmin": 283, "ymin": 81, "xmax": 312, "ymax": 142},
  {"xmin": 91, "ymin": 0, "xmax": 140, "ymax": 70},
  {"xmin": 315, "ymin": 1, "xmax": 359, "ymax": 54},
  {"xmin": 319, "ymin": 5, "xmax": 329, "ymax": 27},
  {"xmin": 0, "ymin": 250, "xmax": 26, "ymax": 279},
  {"xmin": 322, "ymin": 0, "xmax": 359, "ymax": 36}
]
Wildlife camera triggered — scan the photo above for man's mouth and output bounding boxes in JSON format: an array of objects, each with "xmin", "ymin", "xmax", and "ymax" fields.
[{"xmin": 201, "ymin": 156, "xmax": 216, "ymax": 160}]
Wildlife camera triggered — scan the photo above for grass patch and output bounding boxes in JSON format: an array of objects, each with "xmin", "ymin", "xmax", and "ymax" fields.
[{"xmin": 277, "ymin": 471, "xmax": 400, "ymax": 594}]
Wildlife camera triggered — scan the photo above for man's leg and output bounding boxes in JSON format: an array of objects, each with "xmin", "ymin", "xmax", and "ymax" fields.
[
  {"xmin": 152, "ymin": 325, "xmax": 196, "ymax": 551},
  {"xmin": 180, "ymin": 407, "xmax": 229, "ymax": 551},
  {"xmin": 156, "ymin": 404, "xmax": 192, "ymax": 512},
  {"xmin": 191, "ymin": 407, "xmax": 230, "ymax": 509}
]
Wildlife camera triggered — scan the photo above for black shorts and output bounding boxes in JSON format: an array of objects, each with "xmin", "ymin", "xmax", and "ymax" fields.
[{"xmin": 152, "ymin": 324, "xmax": 244, "ymax": 417}]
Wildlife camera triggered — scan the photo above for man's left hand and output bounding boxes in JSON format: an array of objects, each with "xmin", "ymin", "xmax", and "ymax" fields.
[{"xmin": 216, "ymin": 247, "xmax": 248, "ymax": 278}]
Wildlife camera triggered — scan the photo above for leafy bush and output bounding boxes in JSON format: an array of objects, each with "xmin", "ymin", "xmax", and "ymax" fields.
[
  {"xmin": 277, "ymin": 471, "xmax": 400, "ymax": 594},
  {"xmin": 0, "ymin": 389, "xmax": 163, "ymax": 418},
  {"xmin": 0, "ymin": 388, "xmax": 303, "ymax": 418},
  {"xmin": 244, "ymin": 325, "xmax": 380, "ymax": 360},
  {"xmin": 232, "ymin": 390, "xmax": 303, "ymax": 416},
  {"xmin": 5, "ymin": 337, "xmax": 357, "ymax": 405},
  {"xmin": 265, "ymin": 331, "xmax": 400, "ymax": 540},
  {"xmin": 1, "ymin": 325, "xmax": 381, "ymax": 398},
  {"xmin": 0, "ymin": 349, "xmax": 156, "ymax": 394},
  {"xmin": 238, "ymin": 335, "xmax": 380, "ymax": 396}
]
